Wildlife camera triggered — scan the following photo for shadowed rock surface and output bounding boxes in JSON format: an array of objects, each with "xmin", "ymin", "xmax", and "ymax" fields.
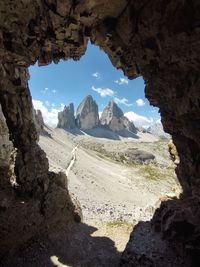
[
  {"xmin": 76, "ymin": 95, "xmax": 99, "ymax": 130},
  {"xmin": 57, "ymin": 103, "xmax": 76, "ymax": 130},
  {"xmin": 0, "ymin": 0, "xmax": 200, "ymax": 266},
  {"xmin": 33, "ymin": 109, "xmax": 49, "ymax": 136},
  {"xmin": 0, "ymin": 104, "xmax": 13, "ymax": 169}
]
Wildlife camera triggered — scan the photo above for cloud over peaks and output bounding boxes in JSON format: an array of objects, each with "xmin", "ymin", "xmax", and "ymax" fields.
[
  {"xmin": 124, "ymin": 111, "xmax": 153, "ymax": 128},
  {"xmin": 136, "ymin": 98, "xmax": 145, "ymax": 107},
  {"xmin": 92, "ymin": 72, "xmax": 101, "ymax": 79},
  {"xmin": 114, "ymin": 78, "xmax": 129, "ymax": 85},
  {"xmin": 41, "ymin": 87, "xmax": 49, "ymax": 94},
  {"xmin": 92, "ymin": 86, "xmax": 114, "ymax": 97},
  {"xmin": 32, "ymin": 99, "xmax": 64, "ymax": 128},
  {"xmin": 114, "ymin": 97, "xmax": 133, "ymax": 107}
]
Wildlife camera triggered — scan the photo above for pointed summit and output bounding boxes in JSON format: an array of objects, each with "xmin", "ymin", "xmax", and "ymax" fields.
[
  {"xmin": 100, "ymin": 101, "xmax": 123, "ymax": 127},
  {"xmin": 57, "ymin": 103, "xmax": 76, "ymax": 129},
  {"xmin": 100, "ymin": 101, "xmax": 137, "ymax": 133},
  {"xmin": 76, "ymin": 95, "xmax": 99, "ymax": 130}
]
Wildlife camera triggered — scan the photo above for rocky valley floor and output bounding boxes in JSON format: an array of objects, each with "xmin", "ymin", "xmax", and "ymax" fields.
[
  {"xmin": 2, "ymin": 127, "xmax": 181, "ymax": 267},
  {"xmin": 39, "ymin": 127, "xmax": 180, "ymax": 224}
]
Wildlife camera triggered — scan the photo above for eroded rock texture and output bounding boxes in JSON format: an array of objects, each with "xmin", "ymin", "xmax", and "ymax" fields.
[
  {"xmin": 33, "ymin": 108, "xmax": 49, "ymax": 136},
  {"xmin": 0, "ymin": 0, "xmax": 200, "ymax": 265},
  {"xmin": 0, "ymin": 64, "xmax": 81, "ymax": 259},
  {"xmin": 57, "ymin": 103, "xmax": 76, "ymax": 129},
  {"xmin": 0, "ymin": 105, "xmax": 12, "ymax": 165},
  {"xmin": 76, "ymin": 95, "xmax": 99, "ymax": 130},
  {"xmin": 101, "ymin": 100, "xmax": 137, "ymax": 133}
]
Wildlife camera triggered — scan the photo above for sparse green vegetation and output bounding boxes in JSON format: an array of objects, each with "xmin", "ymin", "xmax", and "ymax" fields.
[
  {"xmin": 78, "ymin": 138, "xmax": 176, "ymax": 182},
  {"xmin": 137, "ymin": 164, "xmax": 160, "ymax": 180},
  {"xmin": 106, "ymin": 220, "xmax": 133, "ymax": 229},
  {"xmin": 137, "ymin": 164, "xmax": 175, "ymax": 181}
]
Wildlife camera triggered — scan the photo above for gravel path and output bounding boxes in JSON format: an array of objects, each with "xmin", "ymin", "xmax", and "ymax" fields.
[
  {"xmin": 1, "ymin": 127, "xmax": 181, "ymax": 267},
  {"xmin": 39, "ymin": 127, "xmax": 180, "ymax": 224}
]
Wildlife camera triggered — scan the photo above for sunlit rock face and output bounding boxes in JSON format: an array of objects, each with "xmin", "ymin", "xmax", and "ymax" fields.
[
  {"xmin": 0, "ymin": 0, "xmax": 200, "ymax": 265},
  {"xmin": 101, "ymin": 101, "xmax": 124, "ymax": 131},
  {"xmin": 147, "ymin": 122, "xmax": 170, "ymax": 139},
  {"xmin": 101, "ymin": 101, "xmax": 137, "ymax": 133},
  {"xmin": 76, "ymin": 95, "xmax": 99, "ymax": 130},
  {"xmin": 57, "ymin": 103, "xmax": 76, "ymax": 130}
]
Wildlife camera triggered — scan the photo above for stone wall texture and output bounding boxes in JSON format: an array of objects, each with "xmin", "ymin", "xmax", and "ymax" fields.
[{"xmin": 0, "ymin": 0, "xmax": 200, "ymax": 265}]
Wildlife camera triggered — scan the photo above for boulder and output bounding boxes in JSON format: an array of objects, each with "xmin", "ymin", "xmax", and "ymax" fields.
[{"xmin": 76, "ymin": 95, "xmax": 99, "ymax": 130}]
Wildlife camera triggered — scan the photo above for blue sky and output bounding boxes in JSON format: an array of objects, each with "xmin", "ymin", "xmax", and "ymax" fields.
[{"xmin": 29, "ymin": 42, "xmax": 160, "ymax": 127}]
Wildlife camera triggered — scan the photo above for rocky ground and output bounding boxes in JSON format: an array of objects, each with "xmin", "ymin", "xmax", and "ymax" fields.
[
  {"xmin": 39, "ymin": 127, "xmax": 180, "ymax": 224},
  {"xmin": 2, "ymin": 126, "xmax": 181, "ymax": 267}
]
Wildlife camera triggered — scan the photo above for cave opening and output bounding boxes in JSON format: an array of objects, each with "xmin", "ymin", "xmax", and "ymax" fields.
[
  {"xmin": 26, "ymin": 42, "xmax": 181, "ymax": 256},
  {"xmin": 1, "ymin": 1, "xmax": 199, "ymax": 266}
]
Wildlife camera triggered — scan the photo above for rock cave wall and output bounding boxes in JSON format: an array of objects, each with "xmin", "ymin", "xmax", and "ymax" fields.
[
  {"xmin": 0, "ymin": 64, "xmax": 80, "ymax": 257},
  {"xmin": 0, "ymin": 0, "xmax": 200, "ymax": 265}
]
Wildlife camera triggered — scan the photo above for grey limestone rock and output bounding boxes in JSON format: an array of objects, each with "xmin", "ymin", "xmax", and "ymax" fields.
[
  {"xmin": 76, "ymin": 95, "xmax": 99, "ymax": 130},
  {"xmin": 147, "ymin": 122, "xmax": 170, "ymax": 139},
  {"xmin": 100, "ymin": 101, "xmax": 137, "ymax": 133},
  {"xmin": 57, "ymin": 103, "xmax": 76, "ymax": 130}
]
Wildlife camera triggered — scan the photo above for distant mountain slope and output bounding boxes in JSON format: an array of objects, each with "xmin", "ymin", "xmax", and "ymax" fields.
[{"xmin": 147, "ymin": 122, "xmax": 170, "ymax": 138}]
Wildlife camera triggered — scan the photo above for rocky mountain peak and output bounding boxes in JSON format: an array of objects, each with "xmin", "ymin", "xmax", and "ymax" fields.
[
  {"xmin": 108, "ymin": 101, "xmax": 124, "ymax": 118},
  {"xmin": 76, "ymin": 95, "xmax": 99, "ymax": 130},
  {"xmin": 33, "ymin": 109, "xmax": 51, "ymax": 137},
  {"xmin": 100, "ymin": 101, "xmax": 123, "ymax": 127},
  {"xmin": 147, "ymin": 122, "xmax": 170, "ymax": 139},
  {"xmin": 100, "ymin": 101, "xmax": 136, "ymax": 133},
  {"xmin": 33, "ymin": 109, "xmax": 47, "ymax": 135},
  {"xmin": 57, "ymin": 103, "xmax": 76, "ymax": 129}
]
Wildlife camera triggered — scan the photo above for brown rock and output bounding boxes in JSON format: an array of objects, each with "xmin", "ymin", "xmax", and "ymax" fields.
[{"xmin": 0, "ymin": 1, "xmax": 200, "ymax": 265}]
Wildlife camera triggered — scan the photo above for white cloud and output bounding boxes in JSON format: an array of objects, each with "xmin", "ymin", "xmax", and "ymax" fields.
[
  {"xmin": 41, "ymin": 87, "xmax": 49, "ymax": 94},
  {"xmin": 45, "ymin": 100, "xmax": 50, "ymax": 107},
  {"xmin": 124, "ymin": 111, "xmax": 154, "ymax": 128},
  {"xmin": 52, "ymin": 89, "xmax": 57, "ymax": 94},
  {"xmin": 136, "ymin": 98, "xmax": 145, "ymax": 107},
  {"xmin": 114, "ymin": 78, "xmax": 129, "ymax": 85},
  {"xmin": 92, "ymin": 86, "xmax": 114, "ymax": 97},
  {"xmin": 32, "ymin": 99, "xmax": 64, "ymax": 128},
  {"xmin": 92, "ymin": 72, "xmax": 101, "ymax": 79},
  {"xmin": 99, "ymin": 112, "xmax": 102, "ymax": 118},
  {"xmin": 114, "ymin": 97, "xmax": 133, "ymax": 107}
]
